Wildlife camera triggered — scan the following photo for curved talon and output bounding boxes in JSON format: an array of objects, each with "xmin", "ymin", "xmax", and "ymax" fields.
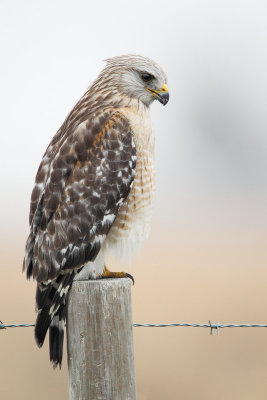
[
  {"xmin": 99, "ymin": 266, "xmax": 135, "ymax": 285},
  {"xmin": 125, "ymin": 273, "xmax": 134, "ymax": 285}
]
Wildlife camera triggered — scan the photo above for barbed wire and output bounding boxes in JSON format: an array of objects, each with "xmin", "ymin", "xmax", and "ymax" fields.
[
  {"xmin": 1, "ymin": 321, "xmax": 267, "ymax": 335},
  {"xmin": 0, "ymin": 322, "xmax": 35, "ymax": 329},
  {"xmin": 133, "ymin": 322, "xmax": 267, "ymax": 335}
]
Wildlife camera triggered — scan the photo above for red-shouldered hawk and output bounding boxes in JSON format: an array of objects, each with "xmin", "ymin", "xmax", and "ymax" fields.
[{"xmin": 23, "ymin": 54, "xmax": 169, "ymax": 367}]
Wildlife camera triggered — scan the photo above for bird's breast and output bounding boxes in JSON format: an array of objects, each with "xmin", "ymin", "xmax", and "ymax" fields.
[{"xmin": 103, "ymin": 104, "xmax": 155, "ymax": 262}]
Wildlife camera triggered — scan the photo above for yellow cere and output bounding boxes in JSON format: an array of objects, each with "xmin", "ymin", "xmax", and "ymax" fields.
[{"xmin": 159, "ymin": 84, "xmax": 168, "ymax": 93}]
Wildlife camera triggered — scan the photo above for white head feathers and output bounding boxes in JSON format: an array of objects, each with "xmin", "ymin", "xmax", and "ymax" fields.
[{"xmin": 95, "ymin": 54, "xmax": 169, "ymax": 107}]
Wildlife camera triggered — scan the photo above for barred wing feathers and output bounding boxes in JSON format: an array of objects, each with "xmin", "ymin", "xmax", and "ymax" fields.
[{"xmin": 23, "ymin": 111, "xmax": 136, "ymax": 366}]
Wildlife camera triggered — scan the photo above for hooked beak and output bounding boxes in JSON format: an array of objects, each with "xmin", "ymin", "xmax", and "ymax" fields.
[{"xmin": 145, "ymin": 83, "xmax": 169, "ymax": 105}]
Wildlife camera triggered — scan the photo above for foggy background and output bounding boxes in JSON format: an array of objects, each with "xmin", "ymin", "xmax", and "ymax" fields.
[{"xmin": 1, "ymin": 1, "xmax": 267, "ymax": 399}]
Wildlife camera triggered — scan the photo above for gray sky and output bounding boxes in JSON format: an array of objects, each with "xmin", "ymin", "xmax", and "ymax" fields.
[{"xmin": 1, "ymin": 0, "xmax": 267, "ymax": 239}]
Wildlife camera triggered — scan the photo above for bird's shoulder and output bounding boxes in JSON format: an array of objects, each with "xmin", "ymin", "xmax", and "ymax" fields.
[{"xmin": 29, "ymin": 108, "xmax": 133, "ymax": 225}]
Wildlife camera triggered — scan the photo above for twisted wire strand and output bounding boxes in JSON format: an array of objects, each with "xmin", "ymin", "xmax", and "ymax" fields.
[
  {"xmin": 0, "ymin": 323, "xmax": 35, "ymax": 329},
  {"xmin": 1, "ymin": 321, "xmax": 267, "ymax": 335}
]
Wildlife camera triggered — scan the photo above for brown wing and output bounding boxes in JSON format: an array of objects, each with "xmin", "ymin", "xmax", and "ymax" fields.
[
  {"xmin": 23, "ymin": 111, "xmax": 136, "ymax": 363},
  {"xmin": 24, "ymin": 110, "xmax": 136, "ymax": 281}
]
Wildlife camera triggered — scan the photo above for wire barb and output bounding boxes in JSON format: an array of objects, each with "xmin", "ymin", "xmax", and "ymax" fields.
[{"xmin": 0, "ymin": 321, "xmax": 6, "ymax": 330}]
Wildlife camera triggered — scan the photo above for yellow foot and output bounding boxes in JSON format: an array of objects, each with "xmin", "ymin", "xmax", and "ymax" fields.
[{"xmin": 100, "ymin": 266, "xmax": 134, "ymax": 285}]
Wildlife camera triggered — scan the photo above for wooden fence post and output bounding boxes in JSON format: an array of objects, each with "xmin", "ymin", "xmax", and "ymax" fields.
[{"xmin": 66, "ymin": 278, "xmax": 136, "ymax": 400}]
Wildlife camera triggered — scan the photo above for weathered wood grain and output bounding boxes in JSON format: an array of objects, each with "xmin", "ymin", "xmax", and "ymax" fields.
[{"xmin": 67, "ymin": 278, "xmax": 136, "ymax": 400}]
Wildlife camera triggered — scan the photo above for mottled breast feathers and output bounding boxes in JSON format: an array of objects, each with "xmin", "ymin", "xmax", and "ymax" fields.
[{"xmin": 23, "ymin": 111, "xmax": 137, "ymax": 283}]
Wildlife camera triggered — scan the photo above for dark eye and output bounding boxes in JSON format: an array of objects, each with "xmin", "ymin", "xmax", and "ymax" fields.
[{"xmin": 141, "ymin": 73, "xmax": 154, "ymax": 83}]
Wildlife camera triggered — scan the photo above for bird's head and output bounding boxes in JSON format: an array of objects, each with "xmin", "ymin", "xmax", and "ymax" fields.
[{"xmin": 99, "ymin": 54, "xmax": 169, "ymax": 107}]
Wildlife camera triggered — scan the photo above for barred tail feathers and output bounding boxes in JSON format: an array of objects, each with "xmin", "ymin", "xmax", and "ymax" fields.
[
  {"xmin": 49, "ymin": 305, "xmax": 66, "ymax": 368},
  {"xmin": 34, "ymin": 271, "xmax": 75, "ymax": 367}
]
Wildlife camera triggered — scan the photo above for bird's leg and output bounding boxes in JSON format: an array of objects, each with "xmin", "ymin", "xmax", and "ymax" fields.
[{"xmin": 99, "ymin": 265, "xmax": 134, "ymax": 285}]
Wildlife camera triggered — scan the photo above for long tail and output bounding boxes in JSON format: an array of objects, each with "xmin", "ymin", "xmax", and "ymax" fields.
[{"xmin": 34, "ymin": 271, "xmax": 75, "ymax": 367}]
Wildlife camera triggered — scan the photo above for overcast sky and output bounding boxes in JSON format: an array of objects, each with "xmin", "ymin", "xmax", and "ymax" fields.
[{"xmin": 1, "ymin": 0, "xmax": 267, "ymax": 240}]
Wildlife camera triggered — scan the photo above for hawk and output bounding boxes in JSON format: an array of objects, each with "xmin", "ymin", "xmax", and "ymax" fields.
[{"xmin": 23, "ymin": 54, "xmax": 169, "ymax": 367}]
